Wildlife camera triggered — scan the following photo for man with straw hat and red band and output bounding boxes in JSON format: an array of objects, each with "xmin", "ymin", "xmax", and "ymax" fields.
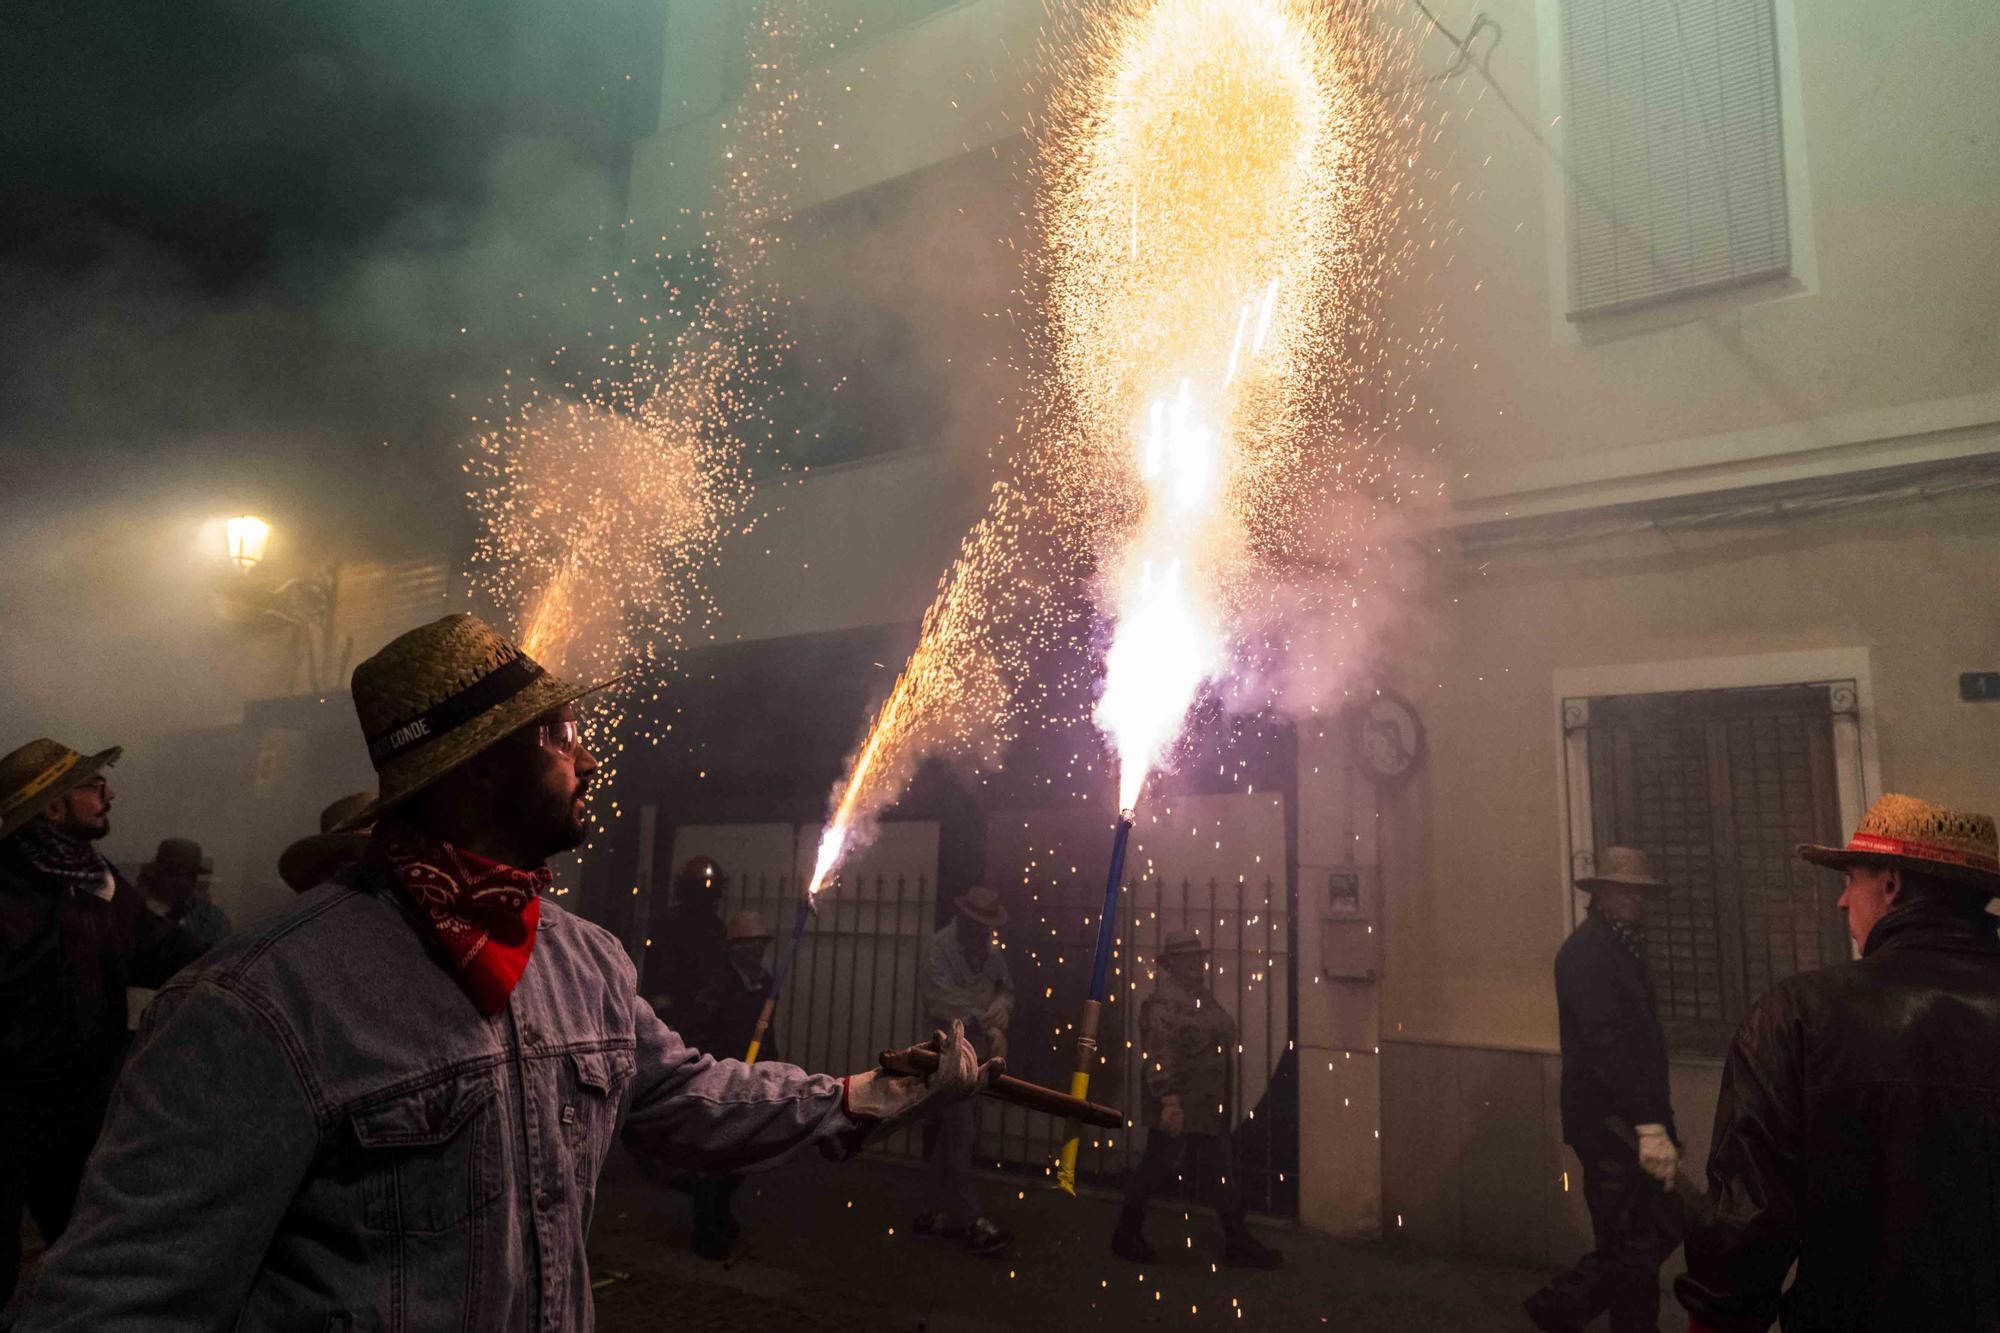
[
  {"xmin": 22, "ymin": 613, "xmax": 999, "ymax": 1332},
  {"xmin": 1677, "ymin": 793, "xmax": 2000, "ymax": 1333},
  {"xmin": 0, "ymin": 739, "xmax": 204, "ymax": 1323},
  {"xmin": 1526, "ymin": 846, "xmax": 1683, "ymax": 1333}
]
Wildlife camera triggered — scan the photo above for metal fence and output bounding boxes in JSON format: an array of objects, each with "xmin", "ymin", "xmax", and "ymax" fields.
[
  {"xmin": 731, "ymin": 869, "xmax": 937, "ymax": 1163},
  {"xmin": 725, "ymin": 867, "xmax": 1297, "ymax": 1211},
  {"xmin": 981, "ymin": 871, "xmax": 1296, "ymax": 1215}
]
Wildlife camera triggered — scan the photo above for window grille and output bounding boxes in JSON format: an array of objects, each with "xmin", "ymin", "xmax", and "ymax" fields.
[
  {"xmin": 1568, "ymin": 685, "xmax": 1847, "ymax": 1055},
  {"xmin": 1560, "ymin": 0, "xmax": 1791, "ymax": 315}
]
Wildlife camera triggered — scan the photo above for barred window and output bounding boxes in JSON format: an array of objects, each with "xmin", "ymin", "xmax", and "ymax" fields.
[
  {"xmin": 1566, "ymin": 685, "xmax": 1848, "ymax": 1055},
  {"xmin": 1559, "ymin": 0, "xmax": 1791, "ymax": 315}
]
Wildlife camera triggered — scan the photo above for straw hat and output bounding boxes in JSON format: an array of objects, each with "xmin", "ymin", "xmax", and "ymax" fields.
[
  {"xmin": 726, "ymin": 911, "xmax": 774, "ymax": 944},
  {"xmin": 1575, "ymin": 846, "xmax": 1669, "ymax": 894},
  {"xmin": 278, "ymin": 792, "xmax": 376, "ymax": 892},
  {"xmin": 1158, "ymin": 929, "xmax": 1209, "ymax": 962},
  {"xmin": 144, "ymin": 838, "xmax": 212, "ymax": 877},
  {"xmin": 0, "ymin": 738, "xmax": 122, "ymax": 840},
  {"xmin": 1798, "ymin": 793, "xmax": 2000, "ymax": 897},
  {"xmin": 335, "ymin": 614, "xmax": 609, "ymax": 831},
  {"xmin": 955, "ymin": 885, "xmax": 1008, "ymax": 928}
]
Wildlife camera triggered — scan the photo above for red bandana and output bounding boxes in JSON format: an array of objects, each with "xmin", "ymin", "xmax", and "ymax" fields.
[{"xmin": 373, "ymin": 823, "xmax": 549, "ymax": 1015}]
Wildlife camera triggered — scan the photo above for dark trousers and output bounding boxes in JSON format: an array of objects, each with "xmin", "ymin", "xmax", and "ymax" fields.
[
  {"xmin": 1121, "ymin": 1129, "xmax": 1242, "ymax": 1218},
  {"xmin": 1528, "ymin": 1139, "xmax": 1684, "ymax": 1333},
  {"xmin": 690, "ymin": 1174, "xmax": 741, "ymax": 1247},
  {"xmin": 922, "ymin": 1101, "xmax": 983, "ymax": 1223},
  {"xmin": 1, "ymin": 1108, "xmax": 103, "ymax": 1319}
]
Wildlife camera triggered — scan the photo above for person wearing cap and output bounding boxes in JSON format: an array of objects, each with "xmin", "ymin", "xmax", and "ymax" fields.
[
  {"xmin": 276, "ymin": 792, "xmax": 375, "ymax": 894},
  {"xmin": 137, "ymin": 838, "xmax": 231, "ymax": 951},
  {"xmin": 1112, "ymin": 929, "xmax": 1283, "ymax": 1269},
  {"xmin": 645, "ymin": 855, "xmax": 730, "ymax": 1023},
  {"xmin": 0, "ymin": 739, "xmax": 205, "ymax": 1320},
  {"xmin": 680, "ymin": 911, "xmax": 779, "ymax": 1261},
  {"xmin": 20, "ymin": 614, "xmax": 997, "ymax": 1331},
  {"xmin": 914, "ymin": 885, "xmax": 1015, "ymax": 1255},
  {"xmin": 1677, "ymin": 794, "xmax": 2000, "ymax": 1333},
  {"xmin": 1525, "ymin": 846, "xmax": 1682, "ymax": 1333}
]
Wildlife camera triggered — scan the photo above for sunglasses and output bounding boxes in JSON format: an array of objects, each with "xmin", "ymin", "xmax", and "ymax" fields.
[{"xmin": 536, "ymin": 719, "xmax": 582, "ymax": 756}]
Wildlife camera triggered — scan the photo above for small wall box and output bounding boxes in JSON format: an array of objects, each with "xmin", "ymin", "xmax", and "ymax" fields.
[{"xmin": 1961, "ymin": 672, "xmax": 2000, "ymax": 703}]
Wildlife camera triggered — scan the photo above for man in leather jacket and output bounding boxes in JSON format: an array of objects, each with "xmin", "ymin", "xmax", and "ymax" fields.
[
  {"xmin": 1678, "ymin": 793, "xmax": 2000, "ymax": 1333},
  {"xmin": 1526, "ymin": 846, "xmax": 1683, "ymax": 1333}
]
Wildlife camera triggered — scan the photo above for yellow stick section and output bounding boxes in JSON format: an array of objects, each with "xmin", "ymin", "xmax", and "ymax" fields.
[
  {"xmin": 743, "ymin": 996, "xmax": 777, "ymax": 1067},
  {"xmin": 1055, "ymin": 998, "xmax": 1104, "ymax": 1195}
]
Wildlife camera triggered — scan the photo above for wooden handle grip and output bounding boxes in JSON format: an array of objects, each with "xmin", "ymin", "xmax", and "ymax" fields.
[{"xmin": 880, "ymin": 1046, "xmax": 1124, "ymax": 1129}]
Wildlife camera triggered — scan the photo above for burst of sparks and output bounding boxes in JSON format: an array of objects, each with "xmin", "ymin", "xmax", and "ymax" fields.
[
  {"xmin": 463, "ymin": 5, "xmax": 818, "ymax": 834},
  {"xmin": 800, "ymin": 0, "xmax": 1444, "ymax": 886}
]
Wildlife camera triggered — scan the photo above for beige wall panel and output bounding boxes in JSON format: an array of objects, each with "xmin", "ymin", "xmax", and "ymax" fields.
[{"xmin": 1380, "ymin": 1041, "xmax": 1463, "ymax": 1250}]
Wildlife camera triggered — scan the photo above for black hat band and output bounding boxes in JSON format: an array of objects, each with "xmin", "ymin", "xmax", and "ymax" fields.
[{"xmin": 366, "ymin": 655, "xmax": 547, "ymax": 766}]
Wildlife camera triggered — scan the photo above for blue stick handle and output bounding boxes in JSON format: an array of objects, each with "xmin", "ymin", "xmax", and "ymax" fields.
[
  {"xmin": 746, "ymin": 895, "xmax": 815, "ymax": 1064},
  {"xmin": 772, "ymin": 896, "xmax": 813, "ymax": 994},
  {"xmin": 1086, "ymin": 815, "xmax": 1134, "ymax": 1003}
]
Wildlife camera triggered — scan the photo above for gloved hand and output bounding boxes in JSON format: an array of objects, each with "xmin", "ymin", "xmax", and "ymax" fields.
[
  {"xmin": 1159, "ymin": 1093, "xmax": 1185, "ymax": 1136},
  {"xmin": 1634, "ymin": 1123, "xmax": 1679, "ymax": 1187},
  {"xmin": 843, "ymin": 1020, "xmax": 1001, "ymax": 1134},
  {"xmin": 980, "ymin": 992, "xmax": 1013, "ymax": 1033},
  {"xmin": 985, "ymin": 1025, "xmax": 1008, "ymax": 1061}
]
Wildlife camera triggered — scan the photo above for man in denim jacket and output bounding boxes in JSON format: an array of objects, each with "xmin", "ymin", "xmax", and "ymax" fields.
[{"xmin": 22, "ymin": 614, "xmax": 990, "ymax": 1331}]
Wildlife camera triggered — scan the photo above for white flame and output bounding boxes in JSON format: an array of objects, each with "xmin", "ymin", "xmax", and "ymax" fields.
[
  {"xmin": 806, "ymin": 824, "xmax": 843, "ymax": 900},
  {"xmin": 1096, "ymin": 383, "xmax": 1225, "ymax": 810}
]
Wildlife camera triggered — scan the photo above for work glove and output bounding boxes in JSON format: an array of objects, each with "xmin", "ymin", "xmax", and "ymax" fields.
[
  {"xmin": 1634, "ymin": 1123, "xmax": 1678, "ymax": 1187},
  {"xmin": 843, "ymin": 1020, "xmax": 1000, "ymax": 1135},
  {"xmin": 980, "ymin": 992, "xmax": 1013, "ymax": 1033},
  {"xmin": 1159, "ymin": 1093, "xmax": 1185, "ymax": 1136},
  {"xmin": 986, "ymin": 1025, "xmax": 1008, "ymax": 1062}
]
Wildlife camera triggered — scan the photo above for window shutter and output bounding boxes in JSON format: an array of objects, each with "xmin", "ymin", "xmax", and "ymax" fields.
[{"xmin": 1561, "ymin": 0, "xmax": 1791, "ymax": 315}]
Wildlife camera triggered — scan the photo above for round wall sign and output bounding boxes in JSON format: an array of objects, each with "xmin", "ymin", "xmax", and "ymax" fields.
[{"xmin": 1350, "ymin": 688, "xmax": 1426, "ymax": 787}]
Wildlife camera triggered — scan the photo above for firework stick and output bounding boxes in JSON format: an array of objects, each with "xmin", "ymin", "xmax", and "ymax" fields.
[
  {"xmin": 876, "ymin": 1046, "xmax": 1122, "ymax": 1128},
  {"xmin": 1056, "ymin": 811, "xmax": 1136, "ymax": 1195},
  {"xmin": 744, "ymin": 896, "xmax": 814, "ymax": 1066}
]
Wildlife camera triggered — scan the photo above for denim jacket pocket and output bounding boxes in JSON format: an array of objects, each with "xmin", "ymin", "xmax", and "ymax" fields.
[
  {"xmin": 563, "ymin": 1047, "xmax": 635, "ymax": 1182},
  {"xmin": 352, "ymin": 1072, "xmax": 503, "ymax": 1235}
]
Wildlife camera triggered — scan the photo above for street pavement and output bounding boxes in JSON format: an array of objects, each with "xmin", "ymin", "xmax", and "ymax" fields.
[
  {"xmin": 11, "ymin": 1144, "xmax": 1564, "ymax": 1330},
  {"xmin": 587, "ymin": 1145, "xmax": 1556, "ymax": 1332}
]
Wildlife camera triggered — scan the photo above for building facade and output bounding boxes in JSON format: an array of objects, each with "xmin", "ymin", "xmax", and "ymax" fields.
[{"xmin": 618, "ymin": 0, "xmax": 2000, "ymax": 1261}]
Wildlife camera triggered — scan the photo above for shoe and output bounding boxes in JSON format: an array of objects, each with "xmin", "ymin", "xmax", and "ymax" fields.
[
  {"xmin": 1221, "ymin": 1212, "xmax": 1283, "ymax": 1269},
  {"xmin": 690, "ymin": 1229, "xmax": 730, "ymax": 1262},
  {"xmin": 1111, "ymin": 1226, "xmax": 1156, "ymax": 1263},
  {"xmin": 911, "ymin": 1212, "xmax": 968, "ymax": 1240},
  {"xmin": 1521, "ymin": 1290, "xmax": 1584, "ymax": 1333},
  {"xmin": 965, "ymin": 1216, "xmax": 1013, "ymax": 1256},
  {"xmin": 1111, "ymin": 1207, "xmax": 1156, "ymax": 1263}
]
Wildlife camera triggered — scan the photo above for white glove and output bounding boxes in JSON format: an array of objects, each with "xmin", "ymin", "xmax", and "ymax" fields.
[
  {"xmin": 1159, "ymin": 1094, "xmax": 1185, "ymax": 1136},
  {"xmin": 985, "ymin": 1025, "xmax": 1008, "ymax": 1062},
  {"xmin": 1635, "ymin": 1123, "xmax": 1678, "ymax": 1187},
  {"xmin": 843, "ymin": 1020, "xmax": 1000, "ymax": 1134},
  {"xmin": 980, "ymin": 993, "xmax": 1013, "ymax": 1032}
]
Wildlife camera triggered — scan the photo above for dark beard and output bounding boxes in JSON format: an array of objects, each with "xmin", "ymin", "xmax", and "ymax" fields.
[{"xmin": 494, "ymin": 774, "xmax": 584, "ymax": 863}]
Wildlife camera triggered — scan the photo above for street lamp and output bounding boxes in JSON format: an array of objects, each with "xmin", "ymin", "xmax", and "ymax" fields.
[{"xmin": 226, "ymin": 514, "xmax": 272, "ymax": 569}]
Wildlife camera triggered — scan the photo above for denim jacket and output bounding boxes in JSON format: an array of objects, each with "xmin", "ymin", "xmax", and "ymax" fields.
[{"xmin": 23, "ymin": 864, "xmax": 868, "ymax": 1331}]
